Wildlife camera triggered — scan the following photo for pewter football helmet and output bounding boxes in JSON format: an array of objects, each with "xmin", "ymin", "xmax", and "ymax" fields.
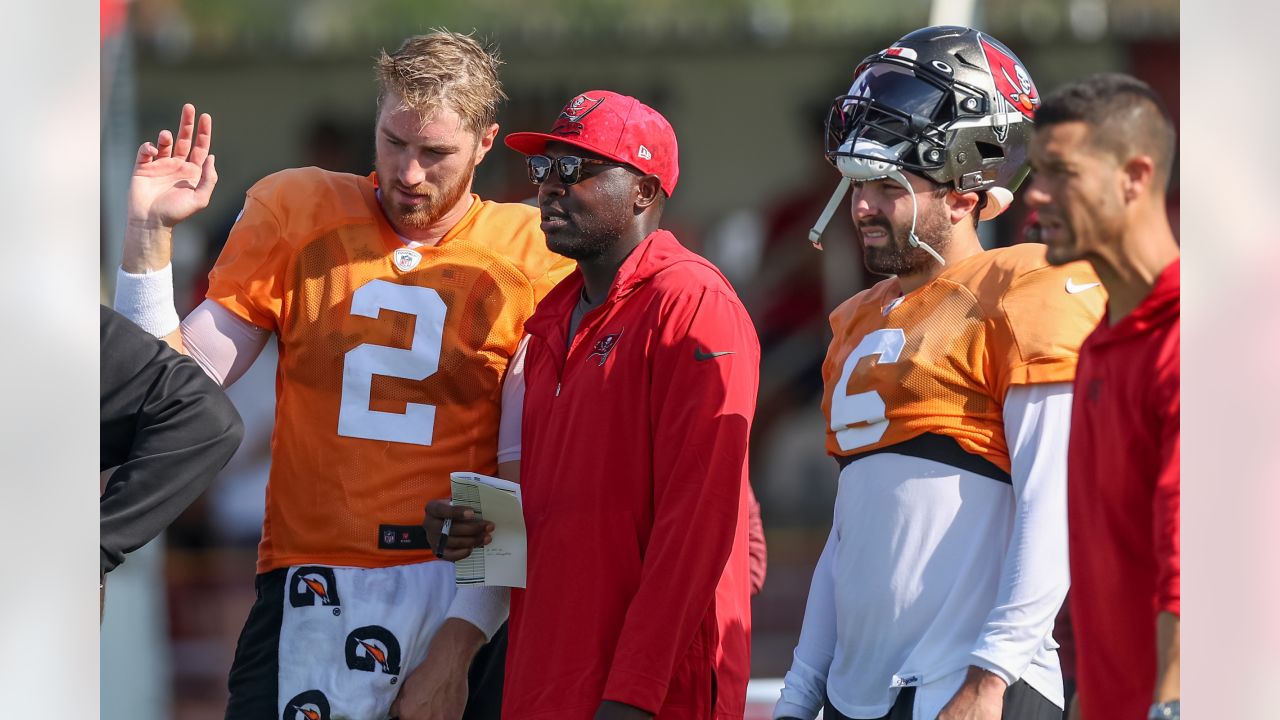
[{"xmin": 809, "ymin": 26, "xmax": 1040, "ymax": 254}]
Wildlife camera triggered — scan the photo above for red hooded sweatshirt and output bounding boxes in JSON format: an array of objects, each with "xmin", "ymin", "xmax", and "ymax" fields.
[
  {"xmin": 1068, "ymin": 258, "xmax": 1180, "ymax": 719},
  {"xmin": 504, "ymin": 230, "xmax": 759, "ymax": 720}
]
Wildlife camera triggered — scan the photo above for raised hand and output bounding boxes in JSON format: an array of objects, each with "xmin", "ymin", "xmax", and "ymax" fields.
[{"xmin": 128, "ymin": 103, "xmax": 217, "ymax": 229}]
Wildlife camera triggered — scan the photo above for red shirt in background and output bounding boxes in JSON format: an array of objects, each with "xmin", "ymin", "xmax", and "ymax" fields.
[{"xmin": 1067, "ymin": 258, "xmax": 1180, "ymax": 719}]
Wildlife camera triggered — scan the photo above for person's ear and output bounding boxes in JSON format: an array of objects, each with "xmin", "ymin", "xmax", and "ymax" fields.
[
  {"xmin": 1121, "ymin": 154, "xmax": 1156, "ymax": 203},
  {"xmin": 947, "ymin": 189, "xmax": 981, "ymax": 225},
  {"xmin": 473, "ymin": 123, "xmax": 500, "ymax": 165},
  {"xmin": 635, "ymin": 175, "xmax": 663, "ymax": 210}
]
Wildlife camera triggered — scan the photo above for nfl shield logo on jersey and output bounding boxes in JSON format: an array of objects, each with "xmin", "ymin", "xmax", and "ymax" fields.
[{"xmin": 392, "ymin": 247, "xmax": 422, "ymax": 272}]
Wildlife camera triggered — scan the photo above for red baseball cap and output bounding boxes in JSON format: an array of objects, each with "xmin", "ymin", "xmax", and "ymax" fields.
[{"xmin": 505, "ymin": 90, "xmax": 680, "ymax": 197}]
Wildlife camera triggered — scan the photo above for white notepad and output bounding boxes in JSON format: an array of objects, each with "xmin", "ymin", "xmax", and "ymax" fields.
[{"xmin": 449, "ymin": 471, "xmax": 527, "ymax": 588}]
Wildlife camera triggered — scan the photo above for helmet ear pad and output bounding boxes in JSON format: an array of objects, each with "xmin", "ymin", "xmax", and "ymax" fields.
[{"xmin": 981, "ymin": 187, "xmax": 1014, "ymax": 220}]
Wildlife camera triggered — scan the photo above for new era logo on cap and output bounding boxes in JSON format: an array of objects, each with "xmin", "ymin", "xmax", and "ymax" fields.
[{"xmin": 505, "ymin": 90, "xmax": 680, "ymax": 197}]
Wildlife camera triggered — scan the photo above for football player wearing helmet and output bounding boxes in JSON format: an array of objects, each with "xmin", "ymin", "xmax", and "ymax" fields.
[{"xmin": 775, "ymin": 27, "xmax": 1103, "ymax": 720}]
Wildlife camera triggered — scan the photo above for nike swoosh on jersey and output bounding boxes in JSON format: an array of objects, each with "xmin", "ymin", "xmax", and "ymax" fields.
[
  {"xmin": 1065, "ymin": 278, "xmax": 1101, "ymax": 294},
  {"xmin": 694, "ymin": 347, "xmax": 734, "ymax": 361}
]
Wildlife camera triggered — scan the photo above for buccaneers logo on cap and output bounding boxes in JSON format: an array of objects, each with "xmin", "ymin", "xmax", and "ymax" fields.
[
  {"xmin": 345, "ymin": 625, "xmax": 403, "ymax": 676},
  {"xmin": 288, "ymin": 567, "xmax": 341, "ymax": 608},
  {"xmin": 282, "ymin": 690, "xmax": 330, "ymax": 720},
  {"xmin": 979, "ymin": 35, "xmax": 1039, "ymax": 118},
  {"xmin": 553, "ymin": 93, "xmax": 604, "ymax": 135}
]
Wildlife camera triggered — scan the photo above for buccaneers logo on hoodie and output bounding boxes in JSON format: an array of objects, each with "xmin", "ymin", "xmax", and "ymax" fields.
[{"xmin": 587, "ymin": 328, "xmax": 624, "ymax": 367}]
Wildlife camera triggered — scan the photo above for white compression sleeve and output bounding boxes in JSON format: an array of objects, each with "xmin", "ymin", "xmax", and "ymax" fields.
[
  {"xmin": 446, "ymin": 340, "xmax": 524, "ymax": 638},
  {"xmin": 444, "ymin": 585, "xmax": 511, "ymax": 641},
  {"xmin": 774, "ymin": 526, "xmax": 838, "ymax": 720},
  {"xmin": 496, "ymin": 335, "xmax": 529, "ymax": 464},
  {"xmin": 114, "ymin": 264, "xmax": 181, "ymax": 337},
  {"xmin": 178, "ymin": 299, "xmax": 271, "ymax": 388},
  {"xmin": 968, "ymin": 382, "xmax": 1073, "ymax": 685}
]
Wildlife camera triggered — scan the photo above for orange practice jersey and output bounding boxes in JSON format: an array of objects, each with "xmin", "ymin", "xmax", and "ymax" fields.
[
  {"xmin": 821, "ymin": 244, "xmax": 1105, "ymax": 472},
  {"xmin": 206, "ymin": 168, "xmax": 574, "ymax": 572}
]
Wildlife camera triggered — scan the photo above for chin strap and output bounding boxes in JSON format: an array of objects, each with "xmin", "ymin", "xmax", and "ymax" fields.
[
  {"xmin": 808, "ymin": 177, "xmax": 851, "ymax": 250},
  {"xmin": 884, "ymin": 165, "xmax": 945, "ymax": 266},
  {"xmin": 809, "ymin": 167, "xmax": 947, "ymax": 267},
  {"xmin": 811, "ymin": 138, "xmax": 946, "ymax": 267}
]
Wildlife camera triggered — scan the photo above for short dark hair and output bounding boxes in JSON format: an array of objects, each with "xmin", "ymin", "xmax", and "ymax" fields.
[
  {"xmin": 919, "ymin": 175, "xmax": 982, "ymax": 228},
  {"xmin": 1036, "ymin": 73, "xmax": 1177, "ymax": 192}
]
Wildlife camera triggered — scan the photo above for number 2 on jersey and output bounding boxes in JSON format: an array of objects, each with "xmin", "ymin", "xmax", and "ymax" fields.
[
  {"xmin": 337, "ymin": 279, "xmax": 446, "ymax": 446},
  {"xmin": 830, "ymin": 328, "xmax": 905, "ymax": 451}
]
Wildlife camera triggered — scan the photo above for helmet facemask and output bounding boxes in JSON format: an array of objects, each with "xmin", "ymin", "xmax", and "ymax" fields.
[{"xmin": 826, "ymin": 59, "xmax": 984, "ymax": 181}]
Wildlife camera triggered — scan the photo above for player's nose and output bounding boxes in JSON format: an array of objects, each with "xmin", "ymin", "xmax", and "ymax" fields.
[
  {"xmin": 849, "ymin": 187, "xmax": 876, "ymax": 221},
  {"xmin": 397, "ymin": 156, "xmax": 427, "ymax": 187},
  {"xmin": 1023, "ymin": 176, "xmax": 1051, "ymax": 210},
  {"xmin": 538, "ymin": 171, "xmax": 567, "ymax": 201}
]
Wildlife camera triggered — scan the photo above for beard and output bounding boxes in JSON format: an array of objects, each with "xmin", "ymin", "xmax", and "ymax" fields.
[
  {"xmin": 1040, "ymin": 224, "xmax": 1081, "ymax": 266},
  {"xmin": 1039, "ymin": 214, "xmax": 1102, "ymax": 267},
  {"xmin": 859, "ymin": 205, "xmax": 952, "ymax": 277},
  {"xmin": 544, "ymin": 221, "xmax": 616, "ymax": 261},
  {"xmin": 380, "ymin": 157, "xmax": 476, "ymax": 231},
  {"xmin": 541, "ymin": 192, "xmax": 632, "ymax": 262}
]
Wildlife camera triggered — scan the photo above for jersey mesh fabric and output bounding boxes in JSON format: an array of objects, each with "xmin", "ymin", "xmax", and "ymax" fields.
[
  {"xmin": 821, "ymin": 244, "xmax": 1104, "ymax": 472},
  {"xmin": 206, "ymin": 168, "xmax": 573, "ymax": 572}
]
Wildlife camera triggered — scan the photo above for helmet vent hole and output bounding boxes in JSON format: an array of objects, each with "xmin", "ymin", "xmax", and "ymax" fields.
[
  {"xmin": 953, "ymin": 52, "xmax": 983, "ymax": 69},
  {"xmin": 976, "ymin": 141, "xmax": 1004, "ymax": 161}
]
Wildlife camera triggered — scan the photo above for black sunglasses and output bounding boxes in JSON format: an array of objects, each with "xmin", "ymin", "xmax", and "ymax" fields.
[{"xmin": 527, "ymin": 155, "xmax": 629, "ymax": 186}]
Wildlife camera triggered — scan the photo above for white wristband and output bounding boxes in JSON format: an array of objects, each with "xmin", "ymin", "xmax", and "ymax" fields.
[
  {"xmin": 114, "ymin": 264, "xmax": 182, "ymax": 338},
  {"xmin": 444, "ymin": 584, "xmax": 510, "ymax": 641}
]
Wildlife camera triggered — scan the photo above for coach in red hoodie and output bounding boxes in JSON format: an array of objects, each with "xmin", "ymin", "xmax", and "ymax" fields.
[
  {"xmin": 1028, "ymin": 74, "xmax": 1180, "ymax": 720},
  {"xmin": 498, "ymin": 91, "xmax": 759, "ymax": 720}
]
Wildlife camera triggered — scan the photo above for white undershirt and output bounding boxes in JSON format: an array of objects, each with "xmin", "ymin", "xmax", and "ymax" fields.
[
  {"xmin": 774, "ymin": 382, "xmax": 1072, "ymax": 720},
  {"xmin": 497, "ymin": 335, "xmax": 529, "ymax": 464}
]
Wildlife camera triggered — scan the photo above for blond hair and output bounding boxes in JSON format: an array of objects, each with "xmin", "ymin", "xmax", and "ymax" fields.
[{"xmin": 375, "ymin": 30, "xmax": 506, "ymax": 134}]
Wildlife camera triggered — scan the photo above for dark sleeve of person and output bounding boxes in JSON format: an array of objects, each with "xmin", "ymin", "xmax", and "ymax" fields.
[{"xmin": 99, "ymin": 305, "xmax": 244, "ymax": 575}]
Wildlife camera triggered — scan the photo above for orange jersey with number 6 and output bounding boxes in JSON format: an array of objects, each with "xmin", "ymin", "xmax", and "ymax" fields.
[
  {"xmin": 821, "ymin": 244, "xmax": 1104, "ymax": 471},
  {"xmin": 207, "ymin": 168, "xmax": 573, "ymax": 573}
]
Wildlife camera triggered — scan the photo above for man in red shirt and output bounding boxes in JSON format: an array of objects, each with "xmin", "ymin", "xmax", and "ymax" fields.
[
  {"xmin": 494, "ymin": 91, "xmax": 758, "ymax": 720},
  {"xmin": 1027, "ymin": 74, "xmax": 1180, "ymax": 720}
]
